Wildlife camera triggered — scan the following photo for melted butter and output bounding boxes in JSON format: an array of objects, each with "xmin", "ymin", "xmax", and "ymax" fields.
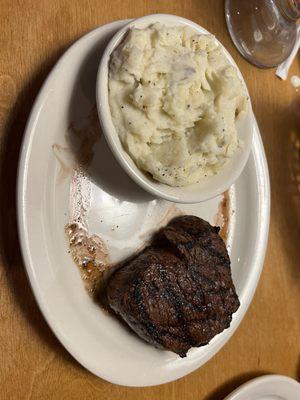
[
  {"xmin": 66, "ymin": 223, "xmax": 109, "ymax": 296},
  {"xmin": 214, "ymin": 190, "xmax": 230, "ymax": 243},
  {"xmin": 63, "ymin": 107, "xmax": 110, "ymax": 297}
]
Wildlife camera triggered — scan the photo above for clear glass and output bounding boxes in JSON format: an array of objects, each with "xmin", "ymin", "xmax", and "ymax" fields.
[{"xmin": 225, "ymin": 0, "xmax": 300, "ymax": 68}]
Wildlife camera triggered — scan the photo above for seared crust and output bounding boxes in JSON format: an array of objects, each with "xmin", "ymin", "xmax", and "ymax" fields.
[{"xmin": 107, "ymin": 216, "xmax": 240, "ymax": 357}]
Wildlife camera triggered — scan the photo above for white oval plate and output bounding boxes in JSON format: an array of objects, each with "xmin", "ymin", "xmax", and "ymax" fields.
[
  {"xmin": 224, "ymin": 375, "xmax": 300, "ymax": 400},
  {"xmin": 17, "ymin": 20, "xmax": 270, "ymax": 387}
]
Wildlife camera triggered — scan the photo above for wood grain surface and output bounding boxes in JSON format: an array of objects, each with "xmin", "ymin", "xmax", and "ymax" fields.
[{"xmin": 0, "ymin": 1, "xmax": 299, "ymax": 399}]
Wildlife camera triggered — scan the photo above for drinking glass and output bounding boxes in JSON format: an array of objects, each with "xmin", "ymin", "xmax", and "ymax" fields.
[{"xmin": 225, "ymin": 0, "xmax": 300, "ymax": 68}]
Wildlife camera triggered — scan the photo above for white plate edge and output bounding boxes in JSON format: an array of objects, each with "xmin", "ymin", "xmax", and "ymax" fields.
[{"xmin": 224, "ymin": 375, "xmax": 300, "ymax": 400}]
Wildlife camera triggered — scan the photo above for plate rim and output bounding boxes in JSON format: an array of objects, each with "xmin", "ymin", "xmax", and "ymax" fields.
[
  {"xmin": 224, "ymin": 375, "xmax": 300, "ymax": 400},
  {"xmin": 17, "ymin": 19, "xmax": 271, "ymax": 387}
]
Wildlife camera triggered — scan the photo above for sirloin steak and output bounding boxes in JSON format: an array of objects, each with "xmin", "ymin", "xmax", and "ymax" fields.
[{"xmin": 107, "ymin": 215, "xmax": 240, "ymax": 357}]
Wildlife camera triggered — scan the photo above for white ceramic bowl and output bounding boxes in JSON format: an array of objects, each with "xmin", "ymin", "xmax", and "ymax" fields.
[{"xmin": 96, "ymin": 14, "xmax": 254, "ymax": 203}]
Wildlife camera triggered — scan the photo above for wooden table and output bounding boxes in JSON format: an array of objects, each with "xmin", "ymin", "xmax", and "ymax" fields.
[{"xmin": 0, "ymin": 1, "xmax": 299, "ymax": 399}]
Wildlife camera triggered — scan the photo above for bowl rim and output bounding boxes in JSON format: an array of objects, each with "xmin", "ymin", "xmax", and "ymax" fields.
[{"xmin": 96, "ymin": 13, "xmax": 254, "ymax": 203}]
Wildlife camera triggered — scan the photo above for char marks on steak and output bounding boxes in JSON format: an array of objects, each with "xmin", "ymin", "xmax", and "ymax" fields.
[{"xmin": 107, "ymin": 215, "xmax": 240, "ymax": 357}]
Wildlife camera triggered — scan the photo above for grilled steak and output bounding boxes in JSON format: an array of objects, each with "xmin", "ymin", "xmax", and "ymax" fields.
[{"xmin": 107, "ymin": 215, "xmax": 239, "ymax": 357}]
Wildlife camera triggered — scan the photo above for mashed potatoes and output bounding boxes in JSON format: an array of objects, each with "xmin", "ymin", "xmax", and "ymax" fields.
[{"xmin": 108, "ymin": 23, "xmax": 247, "ymax": 186}]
